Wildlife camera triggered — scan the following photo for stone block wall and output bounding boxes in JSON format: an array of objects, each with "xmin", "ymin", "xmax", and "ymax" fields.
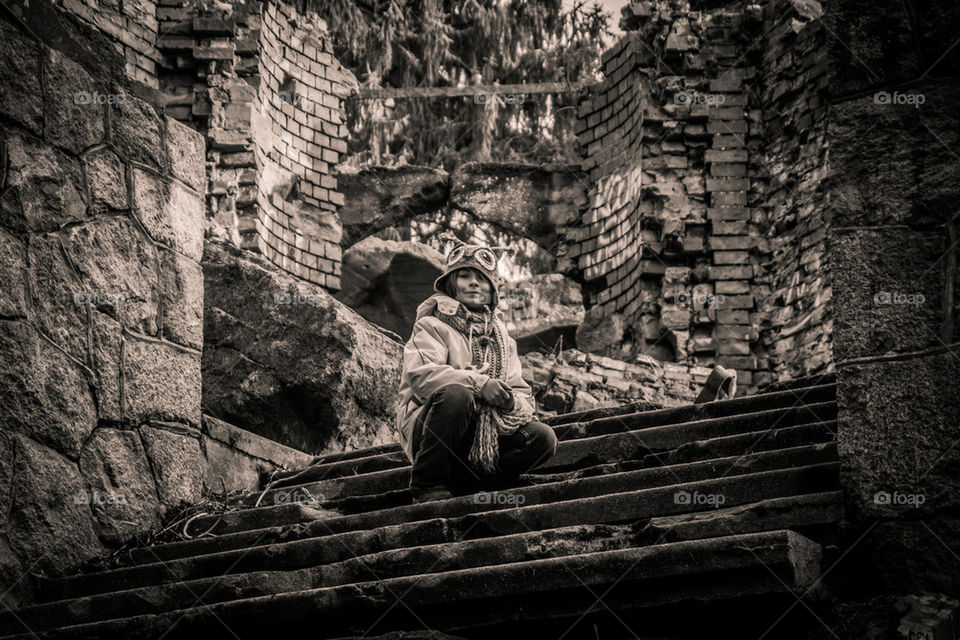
[
  {"xmin": 0, "ymin": 8, "xmax": 208, "ymax": 601},
  {"xmin": 825, "ymin": 0, "xmax": 960, "ymax": 618}
]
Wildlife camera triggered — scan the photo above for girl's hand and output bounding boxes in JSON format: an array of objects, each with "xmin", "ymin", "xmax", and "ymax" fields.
[{"xmin": 481, "ymin": 379, "xmax": 513, "ymax": 408}]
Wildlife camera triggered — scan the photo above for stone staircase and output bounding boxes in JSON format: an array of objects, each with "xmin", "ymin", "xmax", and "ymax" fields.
[{"xmin": 2, "ymin": 373, "xmax": 841, "ymax": 639}]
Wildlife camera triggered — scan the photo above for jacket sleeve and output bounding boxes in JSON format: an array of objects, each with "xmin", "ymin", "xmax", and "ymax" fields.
[
  {"xmin": 403, "ymin": 317, "xmax": 491, "ymax": 404},
  {"xmin": 503, "ymin": 332, "xmax": 537, "ymax": 414}
]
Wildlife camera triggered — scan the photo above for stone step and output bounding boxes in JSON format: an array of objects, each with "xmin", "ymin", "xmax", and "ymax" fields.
[
  {"xmin": 35, "ymin": 451, "xmax": 838, "ymax": 602},
  {"xmin": 14, "ymin": 530, "xmax": 822, "ymax": 639},
  {"xmin": 299, "ymin": 418, "xmax": 839, "ymax": 517},
  {"xmin": 644, "ymin": 419, "xmax": 837, "ymax": 466},
  {"xmin": 757, "ymin": 371, "xmax": 836, "ymax": 394},
  {"xmin": 240, "ymin": 418, "xmax": 838, "ymax": 510},
  {"xmin": 119, "ymin": 441, "xmax": 836, "ymax": 569},
  {"xmin": 267, "ymin": 397, "xmax": 837, "ymax": 487},
  {"xmin": 546, "ymin": 379, "xmax": 834, "ymax": 426},
  {"xmin": 280, "ymin": 382, "xmax": 836, "ymax": 482},
  {"xmin": 3, "ymin": 493, "xmax": 840, "ymax": 635},
  {"xmin": 170, "ymin": 502, "xmax": 332, "ymax": 538}
]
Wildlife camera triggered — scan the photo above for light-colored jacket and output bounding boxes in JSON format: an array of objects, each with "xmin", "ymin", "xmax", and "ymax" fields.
[{"xmin": 395, "ymin": 293, "xmax": 537, "ymax": 463}]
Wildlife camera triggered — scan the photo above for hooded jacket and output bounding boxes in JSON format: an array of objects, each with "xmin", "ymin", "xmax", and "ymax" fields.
[{"xmin": 395, "ymin": 293, "xmax": 537, "ymax": 464}]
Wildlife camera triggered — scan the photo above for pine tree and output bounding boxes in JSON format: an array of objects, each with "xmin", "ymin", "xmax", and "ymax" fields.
[{"xmin": 310, "ymin": 0, "xmax": 611, "ymax": 169}]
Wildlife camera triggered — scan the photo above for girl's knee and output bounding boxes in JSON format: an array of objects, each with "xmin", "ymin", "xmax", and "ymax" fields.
[
  {"xmin": 433, "ymin": 383, "xmax": 476, "ymax": 409},
  {"xmin": 527, "ymin": 421, "xmax": 559, "ymax": 457}
]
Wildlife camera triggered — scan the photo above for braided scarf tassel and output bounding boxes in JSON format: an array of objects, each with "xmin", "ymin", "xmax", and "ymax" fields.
[{"xmin": 434, "ymin": 304, "xmax": 535, "ymax": 474}]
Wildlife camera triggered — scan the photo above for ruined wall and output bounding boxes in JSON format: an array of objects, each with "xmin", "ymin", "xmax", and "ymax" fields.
[
  {"xmin": 46, "ymin": 0, "xmax": 161, "ymax": 86},
  {"xmin": 566, "ymin": 34, "xmax": 644, "ymax": 323},
  {"xmin": 153, "ymin": 0, "xmax": 354, "ymax": 288},
  {"xmin": 0, "ymin": 8, "xmax": 205, "ymax": 600},
  {"xmin": 252, "ymin": 0, "xmax": 353, "ymax": 288},
  {"xmin": 755, "ymin": 0, "xmax": 831, "ymax": 381},
  {"xmin": 565, "ymin": 0, "xmax": 833, "ymax": 393},
  {"xmin": 155, "ymin": 0, "xmax": 263, "ymax": 248}
]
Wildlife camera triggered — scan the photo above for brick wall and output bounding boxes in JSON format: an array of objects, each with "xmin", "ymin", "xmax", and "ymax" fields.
[
  {"xmin": 252, "ymin": 0, "xmax": 353, "ymax": 289},
  {"xmin": 568, "ymin": 0, "xmax": 833, "ymax": 393},
  {"xmin": 53, "ymin": 0, "xmax": 161, "ymax": 86},
  {"xmin": 567, "ymin": 34, "xmax": 644, "ymax": 320},
  {"xmin": 755, "ymin": 0, "xmax": 832, "ymax": 381},
  {"xmin": 153, "ymin": 0, "xmax": 354, "ymax": 289}
]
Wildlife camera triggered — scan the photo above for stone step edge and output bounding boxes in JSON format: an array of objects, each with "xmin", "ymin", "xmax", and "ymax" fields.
[
  {"xmin": 19, "ymin": 530, "xmax": 822, "ymax": 640},
  {"xmin": 8, "ymin": 494, "xmax": 842, "ymax": 634},
  {"xmin": 246, "ymin": 418, "xmax": 840, "ymax": 508},
  {"xmin": 269, "ymin": 398, "xmax": 839, "ymax": 488},
  {"xmin": 300, "ymin": 382, "xmax": 837, "ymax": 469},
  {"xmin": 121, "ymin": 441, "xmax": 838, "ymax": 564},
  {"xmin": 37, "ymin": 454, "xmax": 840, "ymax": 601}
]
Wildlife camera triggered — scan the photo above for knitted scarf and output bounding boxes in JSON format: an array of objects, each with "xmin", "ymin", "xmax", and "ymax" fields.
[{"xmin": 433, "ymin": 302, "xmax": 535, "ymax": 474}]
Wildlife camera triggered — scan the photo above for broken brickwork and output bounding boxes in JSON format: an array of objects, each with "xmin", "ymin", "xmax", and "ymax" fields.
[
  {"xmin": 153, "ymin": 0, "xmax": 353, "ymax": 288},
  {"xmin": 252, "ymin": 0, "xmax": 352, "ymax": 288},
  {"xmin": 568, "ymin": 0, "xmax": 832, "ymax": 391},
  {"xmin": 50, "ymin": 0, "xmax": 160, "ymax": 86}
]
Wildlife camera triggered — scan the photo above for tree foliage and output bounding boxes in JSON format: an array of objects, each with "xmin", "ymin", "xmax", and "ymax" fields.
[{"xmin": 310, "ymin": 0, "xmax": 612, "ymax": 169}]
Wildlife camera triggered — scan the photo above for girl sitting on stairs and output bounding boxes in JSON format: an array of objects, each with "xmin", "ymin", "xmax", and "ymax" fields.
[{"xmin": 395, "ymin": 232, "xmax": 559, "ymax": 504}]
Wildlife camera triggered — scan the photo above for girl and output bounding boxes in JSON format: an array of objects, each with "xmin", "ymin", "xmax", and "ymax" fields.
[{"xmin": 395, "ymin": 232, "xmax": 559, "ymax": 503}]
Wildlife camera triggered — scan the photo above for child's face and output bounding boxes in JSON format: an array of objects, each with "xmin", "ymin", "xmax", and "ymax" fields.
[{"xmin": 453, "ymin": 268, "xmax": 492, "ymax": 310}]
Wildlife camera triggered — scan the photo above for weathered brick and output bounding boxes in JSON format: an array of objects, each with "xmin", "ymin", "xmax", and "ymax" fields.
[{"xmin": 713, "ymin": 250, "xmax": 750, "ymax": 264}]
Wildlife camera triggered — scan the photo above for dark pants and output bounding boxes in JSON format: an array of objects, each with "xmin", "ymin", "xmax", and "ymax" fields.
[{"xmin": 409, "ymin": 383, "xmax": 559, "ymax": 495}]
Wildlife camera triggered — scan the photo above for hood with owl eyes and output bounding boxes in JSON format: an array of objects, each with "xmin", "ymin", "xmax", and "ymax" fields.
[{"xmin": 433, "ymin": 231, "xmax": 515, "ymax": 310}]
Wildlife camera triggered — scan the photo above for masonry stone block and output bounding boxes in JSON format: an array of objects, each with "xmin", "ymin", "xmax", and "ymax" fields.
[
  {"xmin": 0, "ymin": 21, "xmax": 43, "ymax": 134},
  {"xmin": 0, "ymin": 321, "xmax": 96, "ymax": 459},
  {"xmin": 0, "ymin": 228, "xmax": 27, "ymax": 317},
  {"xmin": 26, "ymin": 233, "xmax": 88, "ymax": 360},
  {"xmin": 165, "ymin": 116, "xmax": 206, "ymax": 192},
  {"xmin": 90, "ymin": 311, "xmax": 123, "ymax": 423},
  {"xmin": 7, "ymin": 435, "xmax": 104, "ymax": 577},
  {"xmin": 838, "ymin": 352, "xmax": 960, "ymax": 519},
  {"xmin": 124, "ymin": 336, "xmax": 201, "ymax": 427},
  {"xmin": 84, "ymin": 148, "xmax": 128, "ymax": 210},
  {"xmin": 43, "ymin": 48, "xmax": 105, "ymax": 154},
  {"xmin": 78, "ymin": 428, "xmax": 162, "ymax": 544},
  {"xmin": 64, "ymin": 217, "xmax": 160, "ymax": 336},
  {"xmin": 833, "ymin": 230, "xmax": 944, "ymax": 361},
  {"xmin": 139, "ymin": 424, "xmax": 204, "ymax": 513},
  {"xmin": 132, "ymin": 168, "xmax": 204, "ymax": 261},
  {"xmin": 2, "ymin": 132, "xmax": 88, "ymax": 232},
  {"xmin": 159, "ymin": 248, "xmax": 203, "ymax": 350},
  {"xmin": 110, "ymin": 95, "xmax": 165, "ymax": 170}
]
